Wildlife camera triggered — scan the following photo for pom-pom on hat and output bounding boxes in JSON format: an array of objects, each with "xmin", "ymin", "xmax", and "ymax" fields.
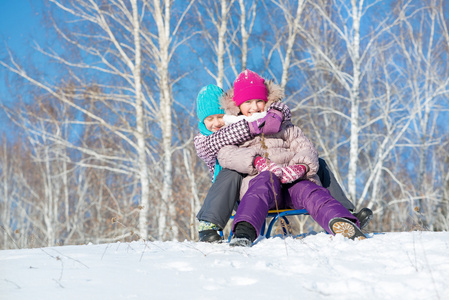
[
  {"xmin": 196, "ymin": 84, "xmax": 225, "ymax": 136},
  {"xmin": 232, "ymin": 69, "xmax": 268, "ymax": 107}
]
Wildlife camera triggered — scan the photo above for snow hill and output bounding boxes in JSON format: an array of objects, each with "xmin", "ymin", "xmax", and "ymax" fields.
[{"xmin": 1, "ymin": 231, "xmax": 448, "ymax": 300}]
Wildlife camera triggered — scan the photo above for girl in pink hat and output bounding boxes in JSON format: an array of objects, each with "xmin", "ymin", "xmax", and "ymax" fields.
[{"xmin": 217, "ymin": 70, "xmax": 366, "ymax": 246}]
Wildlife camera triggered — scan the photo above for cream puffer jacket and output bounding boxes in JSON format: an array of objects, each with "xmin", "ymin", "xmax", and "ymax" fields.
[{"xmin": 217, "ymin": 80, "xmax": 321, "ymax": 199}]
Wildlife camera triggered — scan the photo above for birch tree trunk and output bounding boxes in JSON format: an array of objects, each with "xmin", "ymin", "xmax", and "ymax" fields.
[
  {"xmin": 275, "ymin": 0, "xmax": 305, "ymax": 89},
  {"xmin": 237, "ymin": 0, "xmax": 257, "ymax": 73},
  {"xmin": 196, "ymin": 0, "xmax": 234, "ymax": 87},
  {"xmin": 416, "ymin": 5, "xmax": 436, "ymax": 211},
  {"xmin": 216, "ymin": 0, "xmax": 230, "ymax": 88},
  {"xmin": 182, "ymin": 149, "xmax": 201, "ymax": 240},
  {"xmin": 151, "ymin": 0, "xmax": 190, "ymax": 240},
  {"xmin": 43, "ymin": 144, "xmax": 56, "ymax": 246},
  {"xmin": 347, "ymin": 0, "xmax": 362, "ymax": 204},
  {"xmin": 238, "ymin": 0, "xmax": 249, "ymax": 72},
  {"xmin": 130, "ymin": 0, "xmax": 150, "ymax": 241},
  {"xmin": 1, "ymin": 140, "xmax": 13, "ymax": 249}
]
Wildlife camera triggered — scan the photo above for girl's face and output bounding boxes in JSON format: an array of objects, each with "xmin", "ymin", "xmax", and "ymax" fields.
[
  {"xmin": 204, "ymin": 114, "xmax": 225, "ymax": 132},
  {"xmin": 239, "ymin": 99, "xmax": 266, "ymax": 116}
]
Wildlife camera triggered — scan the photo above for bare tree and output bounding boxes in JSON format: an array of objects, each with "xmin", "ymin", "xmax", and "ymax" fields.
[
  {"xmin": 289, "ymin": 0, "xmax": 410, "ymax": 205},
  {"xmin": 195, "ymin": 0, "xmax": 236, "ymax": 87},
  {"xmin": 1, "ymin": 0, "xmax": 197, "ymax": 241},
  {"xmin": 1, "ymin": 0, "xmax": 153, "ymax": 239},
  {"xmin": 388, "ymin": 0, "xmax": 449, "ymax": 228},
  {"xmin": 234, "ymin": 0, "xmax": 258, "ymax": 73},
  {"xmin": 265, "ymin": 0, "xmax": 305, "ymax": 89},
  {"xmin": 140, "ymin": 0, "xmax": 197, "ymax": 240}
]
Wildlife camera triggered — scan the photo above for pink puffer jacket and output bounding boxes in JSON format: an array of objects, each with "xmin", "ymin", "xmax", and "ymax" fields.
[{"xmin": 217, "ymin": 80, "xmax": 321, "ymax": 198}]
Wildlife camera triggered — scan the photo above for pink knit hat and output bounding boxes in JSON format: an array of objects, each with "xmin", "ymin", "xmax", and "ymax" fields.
[{"xmin": 232, "ymin": 69, "xmax": 268, "ymax": 107}]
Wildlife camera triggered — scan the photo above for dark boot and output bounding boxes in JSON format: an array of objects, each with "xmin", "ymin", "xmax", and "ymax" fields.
[
  {"xmin": 352, "ymin": 208, "xmax": 373, "ymax": 229},
  {"xmin": 229, "ymin": 222, "xmax": 257, "ymax": 247},
  {"xmin": 329, "ymin": 217, "xmax": 366, "ymax": 240},
  {"xmin": 199, "ymin": 230, "xmax": 222, "ymax": 243}
]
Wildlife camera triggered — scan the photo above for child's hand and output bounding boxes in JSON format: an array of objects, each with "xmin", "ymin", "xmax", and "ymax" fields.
[
  {"xmin": 281, "ymin": 165, "xmax": 307, "ymax": 184},
  {"xmin": 248, "ymin": 118, "xmax": 265, "ymax": 135},
  {"xmin": 253, "ymin": 156, "xmax": 283, "ymax": 178},
  {"xmin": 248, "ymin": 109, "xmax": 284, "ymax": 135},
  {"xmin": 262, "ymin": 109, "xmax": 283, "ymax": 135},
  {"xmin": 247, "ymin": 110, "xmax": 283, "ymax": 136}
]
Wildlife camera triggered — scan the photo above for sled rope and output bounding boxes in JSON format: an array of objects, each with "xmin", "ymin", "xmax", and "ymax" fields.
[{"xmin": 260, "ymin": 133, "xmax": 289, "ymax": 255}]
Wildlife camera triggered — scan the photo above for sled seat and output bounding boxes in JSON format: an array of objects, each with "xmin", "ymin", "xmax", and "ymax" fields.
[{"xmin": 226, "ymin": 208, "xmax": 309, "ymax": 241}]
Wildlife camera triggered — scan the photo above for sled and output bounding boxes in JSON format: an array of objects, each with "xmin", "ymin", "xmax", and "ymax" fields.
[
  {"xmin": 262, "ymin": 209, "xmax": 309, "ymax": 238},
  {"xmin": 225, "ymin": 208, "xmax": 309, "ymax": 241}
]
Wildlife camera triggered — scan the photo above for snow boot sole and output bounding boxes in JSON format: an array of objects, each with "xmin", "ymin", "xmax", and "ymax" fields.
[
  {"xmin": 199, "ymin": 230, "xmax": 222, "ymax": 243},
  {"xmin": 229, "ymin": 237, "xmax": 252, "ymax": 247},
  {"xmin": 329, "ymin": 218, "xmax": 366, "ymax": 240}
]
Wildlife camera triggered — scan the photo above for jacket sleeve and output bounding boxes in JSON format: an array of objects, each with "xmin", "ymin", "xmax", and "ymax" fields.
[
  {"xmin": 193, "ymin": 134, "xmax": 217, "ymax": 176},
  {"xmin": 193, "ymin": 120, "xmax": 253, "ymax": 165},
  {"xmin": 217, "ymin": 145, "xmax": 260, "ymax": 175},
  {"xmin": 285, "ymin": 125, "xmax": 320, "ymax": 178}
]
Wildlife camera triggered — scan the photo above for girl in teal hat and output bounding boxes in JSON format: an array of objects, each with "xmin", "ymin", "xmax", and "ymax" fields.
[{"xmin": 196, "ymin": 84, "xmax": 226, "ymax": 181}]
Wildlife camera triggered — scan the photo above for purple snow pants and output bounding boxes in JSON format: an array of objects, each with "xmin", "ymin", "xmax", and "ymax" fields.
[{"xmin": 232, "ymin": 171, "xmax": 359, "ymax": 236}]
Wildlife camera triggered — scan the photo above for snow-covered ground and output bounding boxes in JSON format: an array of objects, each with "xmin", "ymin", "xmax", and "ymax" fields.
[{"xmin": 1, "ymin": 231, "xmax": 448, "ymax": 300}]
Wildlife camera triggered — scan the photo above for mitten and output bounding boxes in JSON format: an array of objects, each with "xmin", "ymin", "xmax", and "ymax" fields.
[
  {"xmin": 281, "ymin": 164, "xmax": 307, "ymax": 184},
  {"xmin": 254, "ymin": 156, "xmax": 283, "ymax": 178},
  {"xmin": 261, "ymin": 109, "xmax": 283, "ymax": 135},
  {"xmin": 248, "ymin": 110, "xmax": 284, "ymax": 136},
  {"xmin": 248, "ymin": 117, "xmax": 265, "ymax": 135}
]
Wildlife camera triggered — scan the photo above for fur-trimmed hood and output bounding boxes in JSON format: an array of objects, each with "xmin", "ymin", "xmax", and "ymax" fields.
[{"xmin": 220, "ymin": 80, "xmax": 285, "ymax": 116}]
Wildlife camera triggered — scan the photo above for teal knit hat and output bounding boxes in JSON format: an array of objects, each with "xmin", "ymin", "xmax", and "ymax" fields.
[{"xmin": 196, "ymin": 84, "xmax": 225, "ymax": 136}]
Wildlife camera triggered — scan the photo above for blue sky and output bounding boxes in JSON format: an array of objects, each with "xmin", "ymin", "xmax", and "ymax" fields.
[
  {"xmin": 0, "ymin": 0, "xmax": 44, "ymax": 137},
  {"xmin": 0, "ymin": 0, "xmax": 44, "ymax": 64}
]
